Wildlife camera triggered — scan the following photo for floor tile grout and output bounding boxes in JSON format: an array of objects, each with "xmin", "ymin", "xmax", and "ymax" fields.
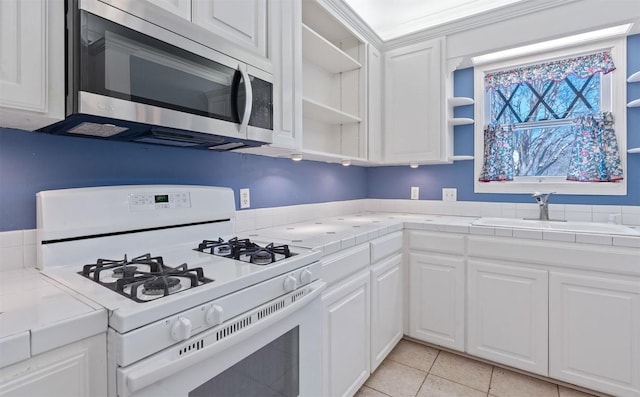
[{"xmin": 358, "ymin": 339, "xmax": 599, "ymax": 397}]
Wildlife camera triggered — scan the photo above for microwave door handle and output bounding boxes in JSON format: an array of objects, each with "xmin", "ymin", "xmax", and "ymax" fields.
[{"xmin": 238, "ymin": 65, "xmax": 253, "ymax": 133}]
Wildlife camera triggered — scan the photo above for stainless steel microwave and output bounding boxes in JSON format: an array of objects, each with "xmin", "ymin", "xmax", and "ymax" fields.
[{"xmin": 40, "ymin": 0, "xmax": 273, "ymax": 150}]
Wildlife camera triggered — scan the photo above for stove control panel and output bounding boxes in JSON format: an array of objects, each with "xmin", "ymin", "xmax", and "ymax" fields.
[{"xmin": 129, "ymin": 191, "xmax": 191, "ymax": 211}]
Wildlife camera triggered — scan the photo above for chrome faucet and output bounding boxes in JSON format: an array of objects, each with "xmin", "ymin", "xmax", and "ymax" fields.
[{"xmin": 532, "ymin": 192, "xmax": 554, "ymax": 221}]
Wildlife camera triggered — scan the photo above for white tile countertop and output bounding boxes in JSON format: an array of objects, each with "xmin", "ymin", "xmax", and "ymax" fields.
[
  {"xmin": 0, "ymin": 268, "xmax": 107, "ymax": 368},
  {"xmin": 252, "ymin": 211, "xmax": 640, "ymax": 253}
]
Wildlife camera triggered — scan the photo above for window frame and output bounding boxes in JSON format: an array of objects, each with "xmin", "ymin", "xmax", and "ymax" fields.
[{"xmin": 473, "ymin": 37, "xmax": 627, "ymax": 195}]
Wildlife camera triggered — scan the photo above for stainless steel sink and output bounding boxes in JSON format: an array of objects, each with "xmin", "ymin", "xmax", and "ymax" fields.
[{"xmin": 472, "ymin": 217, "xmax": 640, "ymax": 236}]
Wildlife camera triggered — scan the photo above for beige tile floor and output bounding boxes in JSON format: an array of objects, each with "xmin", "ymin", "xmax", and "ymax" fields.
[{"xmin": 357, "ymin": 339, "xmax": 602, "ymax": 397}]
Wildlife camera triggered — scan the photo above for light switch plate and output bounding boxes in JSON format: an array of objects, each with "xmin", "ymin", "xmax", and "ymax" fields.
[
  {"xmin": 442, "ymin": 188, "xmax": 457, "ymax": 201},
  {"xmin": 411, "ymin": 187, "xmax": 419, "ymax": 200},
  {"xmin": 240, "ymin": 188, "xmax": 251, "ymax": 208}
]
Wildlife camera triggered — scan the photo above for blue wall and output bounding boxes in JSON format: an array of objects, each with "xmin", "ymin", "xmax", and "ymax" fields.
[
  {"xmin": 1, "ymin": 36, "xmax": 639, "ymax": 232},
  {"xmin": 368, "ymin": 34, "xmax": 640, "ymax": 206},
  {"xmin": 0, "ymin": 129, "xmax": 367, "ymax": 231}
]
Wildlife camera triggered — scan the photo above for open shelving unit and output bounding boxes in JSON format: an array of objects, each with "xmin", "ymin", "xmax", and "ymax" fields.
[
  {"xmin": 628, "ymin": 71, "xmax": 640, "ymax": 154},
  {"xmin": 300, "ymin": 0, "xmax": 366, "ymax": 163},
  {"xmin": 447, "ymin": 96, "xmax": 475, "ymax": 161}
]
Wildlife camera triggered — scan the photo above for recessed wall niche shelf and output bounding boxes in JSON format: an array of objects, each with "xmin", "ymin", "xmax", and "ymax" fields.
[
  {"xmin": 628, "ymin": 148, "xmax": 640, "ymax": 154},
  {"xmin": 627, "ymin": 98, "xmax": 640, "ymax": 108},
  {"xmin": 628, "ymin": 70, "xmax": 640, "ymax": 83}
]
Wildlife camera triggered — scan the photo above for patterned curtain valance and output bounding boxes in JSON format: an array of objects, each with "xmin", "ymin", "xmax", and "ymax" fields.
[{"xmin": 484, "ymin": 51, "xmax": 616, "ymax": 91}]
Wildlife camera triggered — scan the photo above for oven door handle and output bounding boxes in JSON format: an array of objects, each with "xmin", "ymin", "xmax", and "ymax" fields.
[{"xmin": 118, "ymin": 280, "xmax": 326, "ymax": 397}]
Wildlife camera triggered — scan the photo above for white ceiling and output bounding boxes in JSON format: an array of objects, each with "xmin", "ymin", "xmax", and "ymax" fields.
[{"xmin": 342, "ymin": 0, "xmax": 527, "ymax": 41}]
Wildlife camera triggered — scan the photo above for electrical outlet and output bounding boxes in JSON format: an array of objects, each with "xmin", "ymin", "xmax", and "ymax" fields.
[
  {"xmin": 411, "ymin": 186, "xmax": 419, "ymax": 200},
  {"xmin": 240, "ymin": 188, "xmax": 251, "ymax": 209},
  {"xmin": 442, "ymin": 188, "xmax": 457, "ymax": 202}
]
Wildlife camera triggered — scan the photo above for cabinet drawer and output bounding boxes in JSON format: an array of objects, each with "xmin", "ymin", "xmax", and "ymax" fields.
[
  {"xmin": 370, "ymin": 232, "xmax": 403, "ymax": 263},
  {"xmin": 322, "ymin": 244, "xmax": 370, "ymax": 287},
  {"xmin": 409, "ymin": 231, "xmax": 465, "ymax": 255}
]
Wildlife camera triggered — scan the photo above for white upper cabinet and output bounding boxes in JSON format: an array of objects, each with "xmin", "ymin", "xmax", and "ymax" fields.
[
  {"xmin": 0, "ymin": 0, "xmax": 65, "ymax": 131},
  {"xmin": 367, "ymin": 45, "xmax": 383, "ymax": 163},
  {"xmin": 384, "ymin": 38, "xmax": 445, "ymax": 163},
  {"xmin": 192, "ymin": 0, "xmax": 267, "ymax": 59},
  {"xmin": 267, "ymin": 0, "xmax": 302, "ymax": 150},
  {"xmin": 300, "ymin": 0, "xmax": 367, "ymax": 163}
]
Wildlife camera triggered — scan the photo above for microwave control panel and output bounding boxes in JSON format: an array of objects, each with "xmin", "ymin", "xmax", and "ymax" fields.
[{"xmin": 129, "ymin": 192, "xmax": 192, "ymax": 211}]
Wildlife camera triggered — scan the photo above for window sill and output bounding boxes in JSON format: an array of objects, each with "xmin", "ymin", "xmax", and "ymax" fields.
[{"xmin": 474, "ymin": 179, "xmax": 627, "ymax": 195}]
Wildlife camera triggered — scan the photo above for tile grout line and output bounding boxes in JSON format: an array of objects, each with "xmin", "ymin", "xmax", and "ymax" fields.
[{"xmin": 488, "ymin": 366, "xmax": 495, "ymax": 397}]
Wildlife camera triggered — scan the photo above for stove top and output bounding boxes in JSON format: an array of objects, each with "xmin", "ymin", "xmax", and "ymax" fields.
[
  {"xmin": 80, "ymin": 253, "xmax": 213, "ymax": 303},
  {"xmin": 77, "ymin": 237, "xmax": 295, "ymax": 303}
]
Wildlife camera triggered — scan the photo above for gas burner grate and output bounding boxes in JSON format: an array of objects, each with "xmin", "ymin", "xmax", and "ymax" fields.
[
  {"xmin": 195, "ymin": 237, "xmax": 293, "ymax": 265},
  {"xmin": 79, "ymin": 253, "xmax": 213, "ymax": 303}
]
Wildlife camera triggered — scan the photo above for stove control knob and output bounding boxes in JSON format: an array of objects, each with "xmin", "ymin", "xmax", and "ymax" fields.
[
  {"xmin": 205, "ymin": 305, "xmax": 224, "ymax": 326},
  {"xmin": 283, "ymin": 275, "xmax": 298, "ymax": 292},
  {"xmin": 299, "ymin": 269, "xmax": 313, "ymax": 284},
  {"xmin": 171, "ymin": 317, "xmax": 192, "ymax": 341}
]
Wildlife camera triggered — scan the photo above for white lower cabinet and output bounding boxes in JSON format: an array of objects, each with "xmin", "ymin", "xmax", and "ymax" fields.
[
  {"xmin": 549, "ymin": 272, "xmax": 640, "ymax": 397},
  {"xmin": 408, "ymin": 252, "xmax": 465, "ymax": 351},
  {"xmin": 0, "ymin": 333, "xmax": 106, "ymax": 397},
  {"xmin": 370, "ymin": 253, "xmax": 403, "ymax": 371},
  {"xmin": 322, "ymin": 269, "xmax": 370, "ymax": 397},
  {"xmin": 467, "ymin": 260, "xmax": 548, "ymax": 376}
]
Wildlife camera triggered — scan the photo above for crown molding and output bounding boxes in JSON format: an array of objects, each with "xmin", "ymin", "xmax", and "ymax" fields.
[
  {"xmin": 316, "ymin": 0, "xmax": 384, "ymax": 50},
  {"xmin": 382, "ymin": 0, "xmax": 580, "ymax": 51}
]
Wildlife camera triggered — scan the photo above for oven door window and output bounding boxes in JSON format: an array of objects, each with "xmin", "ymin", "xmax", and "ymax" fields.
[
  {"xmin": 79, "ymin": 11, "xmax": 241, "ymax": 123},
  {"xmin": 189, "ymin": 327, "xmax": 299, "ymax": 397}
]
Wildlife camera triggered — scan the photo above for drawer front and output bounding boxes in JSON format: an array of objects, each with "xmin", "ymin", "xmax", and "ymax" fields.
[
  {"xmin": 322, "ymin": 244, "xmax": 370, "ymax": 287},
  {"xmin": 370, "ymin": 232, "xmax": 403, "ymax": 263},
  {"xmin": 409, "ymin": 231, "xmax": 465, "ymax": 255}
]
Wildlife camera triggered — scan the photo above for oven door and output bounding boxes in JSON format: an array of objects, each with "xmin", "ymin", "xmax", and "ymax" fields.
[{"xmin": 117, "ymin": 281, "xmax": 325, "ymax": 397}]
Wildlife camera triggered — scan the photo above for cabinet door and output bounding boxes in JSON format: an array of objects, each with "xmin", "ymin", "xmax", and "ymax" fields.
[
  {"xmin": 268, "ymin": 0, "xmax": 301, "ymax": 149},
  {"xmin": 370, "ymin": 253, "xmax": 403, "ymax": 371},
  {"xmin": 192, "ymin": 0, "xmax": 267, "ymax": 58},
  {"xmin": 0, "ymin": 0, "xmax": 64, "ymax": 130},
  {"xmin": 146, "ymin": 0, "xmax": 191, "ymax": 19},
  {"xmin": 384, "ymin": 38, "xmax": 444, "ymax": 163},
  {"xmin": 322, "ymin": 270, "xmax": 370, "ymax": 397},
  {"xmin": 549, "ymin": 272, "xmax": 640, "ymax": 397},
  {"xmin": 467, "ymin": 260, "xmax": 548, "ymax": 376},
  {"xmin": 409, "ymin": 252, "xmax": 465, "ymax": 351},
  {"xmin": 0, "ymin": 334, "xmax": 106, "ymax": 397},
  {"xmin": 367, "ymin": 44, "xmax": 383, "ymax": 163}
]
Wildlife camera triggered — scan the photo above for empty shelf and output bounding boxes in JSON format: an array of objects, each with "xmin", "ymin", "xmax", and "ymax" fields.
[
  {"xmin": 448, "ymin": 97, "xmax": 474, "ymax": 107},
  {"xmin": 303, "ymin": 97, "xmax": 361, "ymax": 124},
  {"xmin": 302, "ymin": 24, "xmax": 361, "ymax": 74},
  {"xmin": 449, "ymin": 118, "xmax": 474, "ymax": 126}
]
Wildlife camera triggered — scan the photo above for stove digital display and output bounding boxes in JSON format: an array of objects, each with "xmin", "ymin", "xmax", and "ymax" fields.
[{"xmin": 154, "ymin": 194, "xmax": 169, "ymax": 203}]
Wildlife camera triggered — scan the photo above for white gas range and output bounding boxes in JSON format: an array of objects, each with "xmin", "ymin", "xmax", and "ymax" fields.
[{"xmin": 36, "ymin": 185, "xmax": 325, "ymax": 397}]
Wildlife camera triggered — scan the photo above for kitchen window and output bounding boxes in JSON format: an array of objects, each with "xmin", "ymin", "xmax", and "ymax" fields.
[{"xmin": 473, "ymin": 35, "xmax": 628, "ymax": 195}]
